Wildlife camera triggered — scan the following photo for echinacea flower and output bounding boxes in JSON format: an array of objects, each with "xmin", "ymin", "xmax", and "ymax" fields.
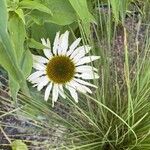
[{"xmin": 28, "ymin": 31, "xmax": 99, "ymax": 106}]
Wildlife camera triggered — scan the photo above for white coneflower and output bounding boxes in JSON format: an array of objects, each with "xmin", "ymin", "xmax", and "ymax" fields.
[{"xmin": 28, "ymin": 31, "xmax": 99, "ymax": 106}]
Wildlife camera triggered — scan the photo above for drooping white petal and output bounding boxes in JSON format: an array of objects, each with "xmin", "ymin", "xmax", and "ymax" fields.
[
  {"xmin": 76, "ymin": 65, "xmax": 98, "ymax": 73},
  {"xmin": 44, "ymin": 82, "xmax": 52, "ymax": 101},
  {"xmin": 32, "ymin": 83, "xmax": 38, "ymax": 87},
  {"xmin": 58, "ymin": 85, "xmax": 66, "ymax": 99},
  {"xmin": 37, "ymin": 76, "xmax": 49, "ymax": 91},
  {"xmin": 52, "ymin": 84, "xmax": 59, "ymax": 104},
  {"xmin": 70, "ymin": 45, "xmax": 91, "ymax": 59},
  {"xmin": 33, "ymin": 63, "xmax": 46, "ymax": 71},
  {"xmin": 66, "ymin": 38, "xmax": 81, "ymax": 56},
  {"xmin": 60, "ymin": 31, "xmax": 69, "ymax": 55},
  {"xmin": 81, "ymin": 85, "xmax": 92, "ymax": 94},
  {"xmin": 66, "ymin": 85, "xmax": 78, "ymax": 103},
  {"xmin": 73, "ymin": 78, "xmax": 97, "ymax": 88},
  {"xmin": 53, "ymin": 32, "xmax": 60, "ymax": 55},
  {"xmin": 30, "ymin": 77, "xmax": 41, "ymax": 84},
  {"xmin": 28, "ymin": 71, "xmax": 45, "ymax": 81},
  {"xmin": 70, "ymin": 80, "xmax": 92, "ymax": 94},
  {"xmin": 33, "ymin": 55, "xmax": 49, "ymax": 64},
  {"xmin": 75, "ymin": 56, "xmax": 100, "ymax": 66},
  {"xmin": 68, "ymin": 80, "xmax": 87, "ymax": 94},
  {"xmin": 75, "ymin": 72, "xmax": 99, "ymax": 79}
]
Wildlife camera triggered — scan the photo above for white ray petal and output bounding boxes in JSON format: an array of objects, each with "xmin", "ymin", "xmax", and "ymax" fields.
[
  {"xmin": 75, "ymin": 56, "xmax": 100, "ymax": 66},
  {"xmin": 37, "ymin": 76, "xmax": 49, "ymax": 91},
  {"xmin": 52, "ymin": 84, "xmax": 59, "ymax": 104},
  {"xmin": 81, "ymin": 85, "xmax": 92, "ymax": 94},
  {"xmin": 57, "ymin": 33, "xmax": 64, "ymax": 55},
  {"xmin": 66, "ymin": 85, "xmax": 78, "ymax": 103},
  {"xmin": 30, "ymin": 77, "xmax": 41, "ymax": 84},
  {"xmin": 73, "ymin": 78, "xmax": 97, "ymax": 88},
  {"xmin": 28, "ymin": 71, "xmax": 45, "ymax": 81},
  {"xmin": 66, "ymin": 38, "xmax": 81, "ymax": 56},
  {"xmin": 46, "ymin": 38, "xmax": 51, "ymax": 47},
  {"xmin": 76, "ymin": 65, "xmax": 98, "ymax": 73},
  {"xmin": 41, "ymin": 38, "xmax": 51, "ymax": 48},
  {"xmin": 68, "ymin": 80, "xmax": 86, "ymax": 94},
  {"xmin": 70, "ymin": 45, "xmax": 91, "ymax": 59},
  {"xmin": 33, "ymin": 63, "xmax": 46, "ymax": 71},
  {"xmin": 43, "ymin": 49, "xmax": 52, "ymax": 59},
  {"xmin": 41, "ymin": 38, "xmax": 52, "ymax": 59},
  {"xmin": 60, "ymin": 31, "xmax": 69, "ymax": 55},
  {"xmin": 53, "ymin": 32, "xmax": 60, "ymax": 55},
  {"xmin": 33, "ymin": 55, "xmax": 49, "ymax": 64},
  {"xmin": 70, "ymin": 80, "xmax": 92, "ymax": 94},
  {"xmin": 44, "ymin": 82, "xmax": 52, "ymax": 101},
  {"xmin": 58, "ymin": 85, "xmax": 66, "ymax": 99},
  {"xmin": 76, "ymin": 82, "xmax": 92, "ymax": 94},
  {"xmin": 33, "ymin": 83, "xmax": 38, "ymax": 87},
  {"xmin": 41, "ymin": 38, "xmax": 47, "ymax": 46},
  {"xmin": 75, "ymin": 72, "xmax": 99, "ymax": 79}
]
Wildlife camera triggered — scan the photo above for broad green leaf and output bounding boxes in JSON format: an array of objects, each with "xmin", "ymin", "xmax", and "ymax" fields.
[
  {"xmin": 11, "ymin": 140, "xmax": 28, "ymax": 150},
  {"xmin": 0, "ymin": 0, "xmax": 20, "ymax": 82},
  {"xmin": 9, "ymin": 50, "xmax": 33, "ymax": 101},
  {"xmin": 19, "ymin": 0, "xmax": 53, "ymax": 15},
  {"xmin": 0, "ymin": 0, "xmax": 30, "ymax": 96},
  {"xmin": 8, "ymin": 13, "xmax": 33, "ymax": 99},
  {"xmin": 8, "ymin": 13, "xmax": 26, "ymax": 100},
  {"xmin": 9, "ymin": 13, "xmax": 26, "ymax": 63},
  {"xmin": 30, "ymin": 0, "xmax": 76, "ymax": 25}
]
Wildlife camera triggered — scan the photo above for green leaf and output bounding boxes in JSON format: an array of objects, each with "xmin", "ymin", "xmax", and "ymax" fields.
[
  {"xmin": 30, "ymin": 0, "xmax": 76, "ymax": 25},
  {"xmin": 9, "ymin": 50, "xmax": 33, "ymax": 101},
  {"xmin": 0, "ymin": 0, "xmax": 30, "ymax": 96},
  {"xmin": 0, "ymin": 42, "xmax": 17, "ymax": 79},
  {"xmin": 20, "ymin": 50, "xmax": 33, "ymax": 78},
  {"xmin": 9, "ymin": 13, "xmax": 26, "ymax": 63},
  {"xmin": 19, "ymin": 0, "xmax": 53, "ymax": 15},
  {"xmin": 15, "ymin": 8, "xmax": 25, "ymax": 24},
  {"xmin": 68, "ymin": 0, "xmax": 95, "ymax": 23},
  {"xmin": 0, "ymin": 0, "xmax": 20, "ymax": 82},
  {"xmin": 27, "ymin": 38, "xmax": 47, "ymax": 49},
  {"xmin": 8, "ymin": 51, "xmax": 32, "ymax": 102},
  {"xmin": 9, "ymin": 77, "xmax": 20, "ymax": 101},
  {"xmin": 0, "ymin": 0, "xmax": 8, "ymax": 31},
  {"xmin": 109, "ymin": 0, "xmax": 120, "ymax": 23},
  {"xmin": 8, "ymin": 14, "xmax": 32, "ymax": 99},
  {"xmin": 68, "ymin": 0, "xmax": 96, "ymax": 35},
  {"xmin": 7, "ymin": 13, "xmax": 28, "ymax": 100},
  {"xmin": 11, "ymin": 140, "xmax": 28, "ymax": 150}
]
